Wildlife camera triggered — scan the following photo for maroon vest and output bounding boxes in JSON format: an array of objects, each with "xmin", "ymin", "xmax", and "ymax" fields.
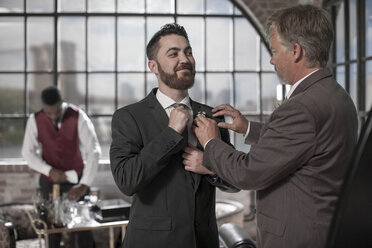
[{"xmin": 35, "ymin": 106, "xmax": 84, "ymax": 183}]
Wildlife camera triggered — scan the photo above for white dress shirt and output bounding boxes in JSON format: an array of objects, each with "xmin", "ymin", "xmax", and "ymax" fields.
[
  {"xmin": 22, "ymin": 102, "xmax": 101, "ymax": 186},
  {"xmin": 156, "ymin": 89, "xmax": 197, "ymax": 147}
]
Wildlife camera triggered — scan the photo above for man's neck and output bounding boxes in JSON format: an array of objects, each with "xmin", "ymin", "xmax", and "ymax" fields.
[
  {"xmin": 158, "ymin": 84, "xmax": 188, "ymax": 102},
  {"xmin": 290, "ymin": 66, "xmax": 322, "ymax": 85}
]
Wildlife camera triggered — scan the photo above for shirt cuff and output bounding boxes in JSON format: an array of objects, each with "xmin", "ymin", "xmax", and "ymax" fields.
[{"xmin": 244, "ymin": 121, "xmax": 251, "ymax": 138}]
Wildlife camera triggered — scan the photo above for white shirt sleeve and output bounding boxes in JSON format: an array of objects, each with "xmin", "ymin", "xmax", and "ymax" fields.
[
  {"xmin": 77, "ymin": 109, "xmax": 101, "ymax": 186},
  {"xmin": 22, "ymin": 114, "xmax": 53, "ymax": 176}
]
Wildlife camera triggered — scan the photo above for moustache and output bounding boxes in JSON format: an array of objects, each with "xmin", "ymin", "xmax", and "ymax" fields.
[{"xmin": 176, "ymin": 64, "xmax": 193, "ymax": 71}]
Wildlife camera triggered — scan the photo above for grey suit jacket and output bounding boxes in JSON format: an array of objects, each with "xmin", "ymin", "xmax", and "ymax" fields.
[
  {"xmin": 203, "ymin": 69, "xmax": 358, "ymax": 248},
  {"xmin": 110, "ymin": 88, "xmax": 237, "ymax": 248}
]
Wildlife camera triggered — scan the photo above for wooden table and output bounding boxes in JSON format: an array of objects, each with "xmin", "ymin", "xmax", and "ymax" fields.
[{"xmin": 26, "ymin": 210, "xmax": 128, "ymax": 248}]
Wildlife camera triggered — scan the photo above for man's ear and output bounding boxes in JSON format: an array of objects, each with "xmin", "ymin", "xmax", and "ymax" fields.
[
  {"xmin": 293, "ymin": 43, "xmax": 304, "ymax": 63},
  {"xmin": 148, "ymin": 60, "xmax": 158, "ymax": 75}
]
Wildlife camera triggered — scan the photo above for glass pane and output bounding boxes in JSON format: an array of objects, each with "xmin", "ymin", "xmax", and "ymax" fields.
[
  {"xmin": 234, "ymin": 6, "xmax": 242, "ymax": 15},
  {"xmin": 146, "ymin": 17, "xmax": 175, "ymax": 44},
  {"xmin": 235, "ymin": 18, "xmax": 259, "ymax": 71},
  {"xmin": 0, "ymin": 74, "xmax": 24, "ymax": 114},
  {"xmin": 336, "ymin": 2, "xmax": 345, "ymax": 63},
  {"xmin": 349, "ymin": 63, "xmax": 357, "ymax": 107},
  {"xmin": 88, "ymin": 17, "xmax": 115, "ymax": 71},
  {"xmin": 177, "ymin": 17, "xmax": 205, "ymax": 71},
  {"xmin": 146, "ymin": 72, "xmax": 158, "ymax": 94},
  {"xmin": 206, "ymin": 18, "xmax": 232, "ymax": 71},
  {"xmin": 118, "ymin": 73, "xmax": 145, "ymax": 108},
  {"xmin": 27, "ymin": 73, "xmax": 54, "ymax": 113},
  {"xmin": 206, "ymin": 0, "xmax": 233, "ymax": 14},
  {"xmin": 146, "ymin": 0, "xmax": 174, "ymax": 13},
  {"xmin": 0, "ymin": 119, "xmax": 24, "ymax": 159},
  {"xmin": 118, "ymin": 17, "xmax": 145, "ymax": 71},
  {"xmin": 261, "ymin": 42, "xmax": 274, "ymax": 71},
  {"xmin": 27, "ymin": 17, "xmax": 54, "ymax": 71},
  {"xmin": 58, "ymin": 17, "xmax": 86, "ymax": 71},
  {"xmin": 118, "ymin": 0, "xmax": 144, "ymax": 13},
  {"xmin": 349, "ymin": 0, "xmax": 357, "ymax": 60},
  {"xmin": 88, "ymin": 0, "xmax": 115, "ymax": 13},
  {"xmin": 189, "ymin": 73, "xmax": 205, "ymax": 103},
  {"xmin": 366, "ymin": 0, "xmax": 372, "ymax": 57},
  {"xmin": 262, "ymin": 73, "xmax": 280, "ymax": 113},
  {"xmin": 177, "ymin": 0, "xmax": 203, "ymax": 14},
  {"xmin": 88, "ymin": 73, "xmax": 115, "ymax": 115},
  {"xmin": 336, "ymin": 65, "xmax": 345, "ymax": 89},
  {"xmin": 58, "ymin": 73, "xmax": 86, "ymax": 110},
  {"xmin": 235, "ymin": 73, "xmax": 259, "ymax": 113},
  {"xmin": 0, "ymin": 0, "xmax": 23, "ymax": 12},
  {"xmin": 206, "ymin": 73, "xmax": 232, "ymax": 107},
  {"xmin": 366, "ymin": 60, "xmax": 372, "ymax": 111},
  {"xmin": 0, "ymin": 17, "xmax": 24, "ymax": 71},
  {"xmin": 58, "ymin": 0, "xmax": 85, "ymax": 12},
  {"xmin": 27, "ymin": 0, "xmax": 53, "ymax": 12},
  {"xmin": 91, "ymin": 117, "xmax": 111, "ymax": 159}
]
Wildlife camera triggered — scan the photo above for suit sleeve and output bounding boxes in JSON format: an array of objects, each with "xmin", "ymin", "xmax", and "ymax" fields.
[
  {"xmin": 110, "ymin": 108, "xmax": 184, "ymax": 196},
  {"xmin": 203, "ymin": 101, "xmax": 317, "ymax": 191}
]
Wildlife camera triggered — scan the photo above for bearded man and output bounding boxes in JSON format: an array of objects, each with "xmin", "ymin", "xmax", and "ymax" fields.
[{"xmin": 110, "ymin": 23, "xmax": 239, "ymax": 248}]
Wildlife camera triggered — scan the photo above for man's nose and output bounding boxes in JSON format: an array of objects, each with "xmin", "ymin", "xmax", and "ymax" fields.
[{"xmin": 270, "ymin": 57, "xmax": 274, "ymax": 65}]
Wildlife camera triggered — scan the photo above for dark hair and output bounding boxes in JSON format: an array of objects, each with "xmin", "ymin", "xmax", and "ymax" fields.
[
  {"xmin": 265, "ymin": 5, "xmax": 334, "ymax": 68},
  {"xmin": 146, "ymin": 23, "xmax": 189, "ymax": 60},
  {"xmin": 41, "ymin": 86, "xmax": 62, "ymax": 105}
]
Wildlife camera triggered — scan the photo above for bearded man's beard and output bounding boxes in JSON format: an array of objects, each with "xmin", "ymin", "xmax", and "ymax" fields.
[{"xmin": 157, "ymin": 62, "xmax": 195, "ymax": 90}]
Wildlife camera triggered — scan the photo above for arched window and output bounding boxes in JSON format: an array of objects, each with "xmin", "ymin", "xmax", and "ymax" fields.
[{"xmin": 0, "ymin": 0, "xmax": 278, "ymax": 160}]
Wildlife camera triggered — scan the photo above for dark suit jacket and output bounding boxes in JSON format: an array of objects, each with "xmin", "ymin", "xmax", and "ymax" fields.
[
  {"xmin": 110, "ymin": 88, "xmax": 236, "ymax": 248},
  {"xmin": 203, "ymin": 69, "xmax": 358, "ymax": 248}
]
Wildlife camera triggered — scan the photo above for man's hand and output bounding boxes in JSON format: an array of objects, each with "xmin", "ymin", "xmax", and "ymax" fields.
[
  {"xmin": 49, "ymin": 168, "xmax": 67, "ymax": 183},
  {"xmin": 192, "ymin": 115, "xmax": 221, "ymax": 148},
  {"xmin": 67, "ymin": 184, "xmax": 88, "ymax": 201},
  {"xmin": 212, "ymin": 104, "xmax": 248, "ymax": 134},
  {"xmin": 182, "ymin": 145, "xmax": 214, "ymax": 175},
  {"xmin": 168, "ymin": 106, "xmax": 190, "ymax": 134}
]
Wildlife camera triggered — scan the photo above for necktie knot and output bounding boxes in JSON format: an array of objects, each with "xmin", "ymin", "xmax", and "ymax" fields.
[{"xmin": 172, "ymin": 103, "xmax": 188, "ymax": 109}]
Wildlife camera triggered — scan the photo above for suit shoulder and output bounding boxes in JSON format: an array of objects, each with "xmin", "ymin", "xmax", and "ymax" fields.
[{"xmin": 113, "ymin": 97, "xmax": 149, "ymax": 116}]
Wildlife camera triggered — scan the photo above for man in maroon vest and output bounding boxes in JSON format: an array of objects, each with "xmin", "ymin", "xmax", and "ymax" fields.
[{"xmin": 22, "ymin": 86, "xmax": 101, "ymax": 247}]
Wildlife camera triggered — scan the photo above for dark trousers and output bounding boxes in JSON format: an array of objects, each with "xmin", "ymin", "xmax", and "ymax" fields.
[{"xmin": 39, "ymin": 175, "xmax": 95, "ymax": 248}]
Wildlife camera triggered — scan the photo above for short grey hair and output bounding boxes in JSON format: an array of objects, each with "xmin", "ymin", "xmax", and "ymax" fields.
[{"xmin": 265, "ymin": 4, "xmax": 334, "ymax": 68}]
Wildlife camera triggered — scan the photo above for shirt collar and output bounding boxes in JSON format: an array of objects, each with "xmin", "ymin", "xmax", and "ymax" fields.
[
  {"xmin": 286, "ymin": 69, "xmax": 319, "ymax": 99},
  {"xmin": 156, "ymin": 89, "xmax": 191, "ymax": 109}
]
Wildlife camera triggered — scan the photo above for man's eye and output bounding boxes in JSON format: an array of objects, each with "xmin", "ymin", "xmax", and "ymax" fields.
[{"xmin": 169, "ymin": 53, "xmax": 177, "ymax": 57}]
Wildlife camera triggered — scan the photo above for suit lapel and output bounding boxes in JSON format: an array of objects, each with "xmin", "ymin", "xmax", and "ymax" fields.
[{"xmin": 147, "ymin": 88, "xmax": 169, "ymax": 129}]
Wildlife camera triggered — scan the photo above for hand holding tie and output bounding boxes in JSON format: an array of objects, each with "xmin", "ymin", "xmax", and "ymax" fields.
[{"xmin": 168, "ymin": 103, "xmax": 190, "ymax": 134}]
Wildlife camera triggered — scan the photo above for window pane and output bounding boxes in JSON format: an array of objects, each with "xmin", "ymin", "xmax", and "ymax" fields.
[
  {"xmin": 27, "ymin": 73, "xmax": 54, "ymax": 113},
  {"xmin": 88, "ymin": 0, "xmax": 115, "ymax": 13},
  {"xmin": 234, "ymin": 6, "xmax": 242, "ymax": 15},
  {"xmin": 146, "ymin": 72, "xmax": 158, "ymax": 94},
  {"xmin": 88, "ymin": 17, "xmax": 115, "ymax": 71},
  {"xmin": 88, "ymin": 73, "xmax": 115, "ymax": 115},
  {"xmin": 189, "ymin": 73, "xmax": 205, "ymax": 103},
  {"xmin": 235, "ymin": 18, "xmax": 259, "ymax": 71},
  {"xmin": 0, "ymin": 119, "xmax": 24, "ymax": 159},
  {"xmin": 206, "ymin": 73, "xmax": 232, "ymax": 107},
  {"xmin": 262, "ymin": 73, "xmax": 280, "ymax": 113},
  {"xmin": 0, "ymin": 74, "xmax": 24, "ymax": 114},
  {"xmin": 91, "ymin": 117, "xmax": 111, "ymax": 159},
  {"xmin": 366, "ymin": 60, "xmax": 372, "ymax": 110},
  {"xmin": 235, "ymin": 73, "xmax": 259, "ymax": 113},
  {"xmin": 177, "ymin": 17, "xmax": 205, "ymax": 71},
  {"xmin": 27, "ymin": 17, "xmax": 54, "ymax": 71},
  {"xmin": 177, "ymin": 0, "xmax": 203, "ymax": 14},
  {"xmin": 146, "ymin": 0, "xmax": 174, "ymax": 13},
  {"xmin": 58, "ymin": 73, "xmax": 86, "ymax": 110},
  {"xmin": 58, "ymin": 17, "xmax": 86, "ymax": 71},
  {"xmin": 349, "ymin": 63, "xmax": 357, "ymax": 107},
  {"xmin": 118, "ymin": 73, "xmax": 145, "ymax": 108},
  {"xmin": 0, "ymin": 0, "xmax": 23, "ymax": 12},
  {"xmin": 336, "ymin": 2, "xmax": 345, "ymax": 63},
  {"xmin": 27, "ymin": 0, "xmax": 53, "ymax": 12},
  {"xmin": 349, "ymin": 0, "xmax": 357, "ymax": 60},
  {"xmin": 206, "ymin": 0, "xmax": 233, "ymax": 14},
  {"xmin": 336, "ymin": 65, "xmax": 345, "ymax": 89},
  {"xmin": 0, "ymin": 17, "xmax": 24, "ymax": 71},
  {"xmin": 366, "ymin": 0, "xmax": 372, "ymax": 57},
  {"xmin": 118, "ymin": 17, "xmax": 145, "ymax": 71},
  {"xmin": 118, "ymin": 0, "xmax": 144, "ymax": 13},
  {"xmin": 58, "ymin": 0, "xmax": 85, "ymax": 12},
  {"xmin": 146, "ymin": 17, "xmax": 175, "ymax": 44},
  {"xmin": 261, "ymin": 42, "xmax": 274, "ymax": 71},
  {"xmin": 206, "ymin": 18, "xmax": 232, "ymax": 71}
]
